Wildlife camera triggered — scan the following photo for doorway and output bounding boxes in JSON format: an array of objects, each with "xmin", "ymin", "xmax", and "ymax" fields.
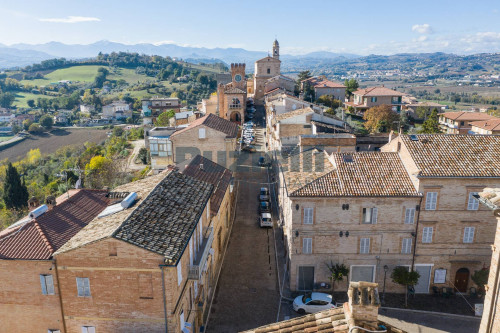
[
  {"xmin": 230, "ymin": 111, "xmax": 241, "ymax": 123},
  {"xmin": 454, "ymin": 268, "xmax": 470, "ymax": 293},
  {"xmin": 298, "ymin": 266, "xmax": 314, "ymax": 291},
  {"xmin": 414, "ymin": 265, "xmax": 432, "ymax": 293}
]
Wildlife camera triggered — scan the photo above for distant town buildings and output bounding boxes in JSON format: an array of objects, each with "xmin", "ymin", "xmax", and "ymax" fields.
[
  {"xmin": 102, "ymin": 100, "xmax": 131, "ymax": 120},
  {"xmin": 344, "ymin": 86, "xmax": 405, "ymax": 114},
  {"xmin": 439, "ymin": 111, "xmax": 499, "ymax": 134},
  {"xmin": 142, "ymin": 97, "xmax": 181, "ymax": 125}
]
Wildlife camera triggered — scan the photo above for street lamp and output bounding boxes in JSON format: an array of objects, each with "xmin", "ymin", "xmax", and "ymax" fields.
[{"xmin": 382, "ymin": 265, "xmax": 389, "ymax": 305}]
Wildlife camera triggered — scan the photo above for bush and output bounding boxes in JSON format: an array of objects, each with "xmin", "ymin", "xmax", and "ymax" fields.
[
  {"xmin": 39, "ymin": 114, "xmax": 54, "ymax": 130},
  {"xmin": 28, "ymin": 123, "xmax": 44, "ymax": 133}
]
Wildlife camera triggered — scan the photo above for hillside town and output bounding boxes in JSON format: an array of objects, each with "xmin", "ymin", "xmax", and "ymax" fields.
[{"xmin": 1, "ymin": 38, "xmax": 500, "ymax": 333}]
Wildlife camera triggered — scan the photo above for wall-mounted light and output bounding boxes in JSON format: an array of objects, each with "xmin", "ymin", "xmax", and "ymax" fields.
[
  {"xmin": 339, "ymin": 231, "xmax": 343, "ymax": 237},
  {"xmin": 345, "ymin": 231, "xmax": 349, "ymax": 237},
  {"xmin": 295, "ymin": 230, "xmax": 299, "ymax": 238},
  {"xmin": 295, "ymin": 204, "xmax": 299, "ymax": 211},
  {"xmin": 411, "ymin": 232, "xmax": 416, "ymax": 237}
]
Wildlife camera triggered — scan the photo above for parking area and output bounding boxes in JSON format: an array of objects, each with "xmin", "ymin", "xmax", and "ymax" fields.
[{"xmin": 207, "ymin": 106, "xmax": 281, "ymax": 332}]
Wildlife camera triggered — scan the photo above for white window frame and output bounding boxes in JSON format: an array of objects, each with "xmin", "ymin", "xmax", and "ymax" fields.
[
  {"xmin": 362, "ymin": 207, "xmax": 378, "ymax": 224},
  {"xmin": 463, "ymin": 227, "xmax": 475, "ymax": 243},
  {"xmin": 81, "ymin": 327, "xmax": 95, "ymax": 333},
  {"xmin": 349, "ymin": 265, "xmax": 376, "ymax": 283},
  {"xmin": 48, "ymin": 330, "xmax": 61, "ymax": 333},
  {"xmin": 425, "ymin": 192, "xmax": 438, "ymax": 210},
  {"xmin": 76, "ymin": 277, "xmax": 91, "ymax": 297},
  {"xmin": 302, "ymin": 238, "xmax": 312, "ymax": 254},
  {"xmin": 422, "ymin": 227, "xmax": 433, "ymax": 243},
  {"xmin": 360, "ymin": 238, "xmax": 370, "ymax": 254},
  {"xmin": 177, "ymin": 261, "xmax": 183, "ymax": 286},
  {"xmin": 303, "ymin": 207, "xmax": 313, "ymax": 224},
  {"xmin": 40, "ymin": 274, "xmax": 55, "ymax": 295},
  {"xmin": 402, "ymin": 238, "xmax": 413, "ymax": 254},
  {"xmin": 180, "ymin": 310, "xmax": 185, "ymax": 330},
  {"xmin": 198, "ymin": 127, "xmax": 206, "ymax": 139},
  {"xmin": 404, "ymin": 208, "xmax": 415, "ymax": 224},
  {"xmin": 467, "ymin": 192, "xmax": 479, "ymax": 211}
]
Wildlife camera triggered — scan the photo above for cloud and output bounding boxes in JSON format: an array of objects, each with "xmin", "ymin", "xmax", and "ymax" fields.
[
  {"xmin": 462, "ymin": 31, "xmax": 500, "ymax": 44},
  {"xmin": 39, "ymin": 16, "xmax": 100, "ymax": 23},
  {"xmin": 153, "ymin": 40, "xmax": 176, "ymax": 46},
  {"xmin": 412, "ymin": 24, "xmax": 434, "ymax": 34}
]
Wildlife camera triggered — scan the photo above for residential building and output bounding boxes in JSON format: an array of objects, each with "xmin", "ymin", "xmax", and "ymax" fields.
[
  {"xmin": 0, "ymin": 112, "xmax": 15, "ymax": 123},
  {"xmin": 298, "ymin": 134, "xmax": 356, "ymax": 154},
  {"xmin": 344, "ymin": 86, "xmax": 405, "ymax": 114},
  {"xmin": 171, "ymin": 110, "xmax": 196, "ymax": 126},
  {"xmin": 79, "ymin": 104, "xmax": 95, "ymax": 114},
  {"xmin": 102, "ymin": 100, "xmax": 131, "ymax": 120},
  {"xmin": 0, "ymin": 190, "xmax": 109, "ymax": 333},
  {"xmin": 253, "ymin": 39, "xmax": 281, "ymax": 103},
  {"xmin": 54, "ymin": 170, "xmax": 230, "ymax": 333},
  {"xmin": 312, "ymin": 80, "xmax": 346, "ymax": 101},
  {"xmin": 54, "ymin": 113, "xmax": 69, "ymax": 125},
  {"xmin": 278, "ymin": 150, "xmax": 422, "ymax": 292},
  {"xmin": 169, "ymin": 113, "xmax": 239, "ymax": 170},
  {"xmin": 145, "ymin": 127, "xmax": 177, "ymax": 171},
  {"xmin": 198, "ymin": 93, "xmax": 218, "ymax": 115},
  {"xmin": 217, "ymin": 63, "xmax": 247, "ymax": 123},
  {"xmin": 300, "ymin": 76, "xmax": 326, "ymax": 91},
  {"xmin": 264, "ymin": 75, "xmax": 295, "ymax": 96},
  {"xmin": 477, "ymin": 188, "xmax": 500, "ymax": 333},
  {"xmin": 470, "ymin": 119, "xmax": 500, "ymax": 135},
  {"xmin": 265, "ymin": 92, "xmax": 323, "ymax": 115},
  {"xmin": 382, "ymin": 135, "xmax": 500, "ymax": 294},
  {"xmin": 10, "ymin": 113, "xmax": 34, "ymax": 126},
  {"xmin": 142, "ymin": 97, "xmax": 181, "ymax": 125},
  {"xmin": 438, "ymin": 111, "xmax": 498, "ymax": 134},
  {"xmin": 404, "ymin": 101, "xmax": 444, "ymax": 119}
]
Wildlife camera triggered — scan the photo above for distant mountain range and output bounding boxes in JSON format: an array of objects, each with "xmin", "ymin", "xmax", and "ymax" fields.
[{"xmin": 0, "ymin": 40, "xmax": 359, "ymax": 69}]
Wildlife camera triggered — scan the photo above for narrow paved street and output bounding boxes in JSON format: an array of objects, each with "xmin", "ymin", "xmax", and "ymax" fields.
[{"xmin": 207, "ymin": 106, "xmax": 281, "ymax": 332}]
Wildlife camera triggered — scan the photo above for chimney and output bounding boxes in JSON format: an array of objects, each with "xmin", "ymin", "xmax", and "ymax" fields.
[
  {"xmin": 200, "ymin": 163, "xmax": 204, "ymax": 171},
  {"xmin": 343, "ymin": 281, "xmax": 381, "ymax": 333},
  {"xmin": 28, "ymin": 196, "xmax": 39, "ymax": 209},
  {"xmin": 46, "ymin": 195, "xmax": 56, "ymax": 210}
]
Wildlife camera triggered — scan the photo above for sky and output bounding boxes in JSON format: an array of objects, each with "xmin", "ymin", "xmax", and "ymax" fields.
[{"xmin": 0, "ymin": 0, "xmax": 500, "ymax": 55}]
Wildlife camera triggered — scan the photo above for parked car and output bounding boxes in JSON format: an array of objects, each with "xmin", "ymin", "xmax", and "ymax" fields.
[
  {"xmin": 242, "ymin": 145, "xmax": 256, "ymax": 153},
  {"xmin": 259, "ymin": 212, "xmax": 272, "ymax": 227},
  {"xmin": 259, "ymin": 187, "xmax": 269, "ymax": 201},
  {"xmin": 293, "ymin": 292, "xmax": 336, "ymax": 314},
  {"xmin": 258, "ymin": 156, "xmax": 270, "ymax": 167},
  {"xmin": 259, "ymin": 201, "xmax": 271, "ymax": 213}
]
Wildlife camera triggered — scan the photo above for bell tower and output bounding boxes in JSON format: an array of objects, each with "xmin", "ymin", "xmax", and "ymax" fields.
[
  {"xmin": 273, "ymin": 39, "xmax": 279, "ymax": 60},
  {"xmin": 230, "ymin": 63, "xmax": 246, "ymax": 90}
]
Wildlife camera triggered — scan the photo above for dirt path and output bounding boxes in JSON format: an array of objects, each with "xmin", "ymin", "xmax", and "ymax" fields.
[{"xmin": 126, "ymin": 139, "xmax": 146, "ymax": 171}]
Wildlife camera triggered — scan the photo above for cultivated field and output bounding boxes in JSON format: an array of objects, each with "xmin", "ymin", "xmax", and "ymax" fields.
[
  {"xmin": 0, "ymin": 128, "xmax": 108, "ymax": 162},
  {"xmin": 14, "ymin": 91, "xmax": 55, "ymax": 107}
]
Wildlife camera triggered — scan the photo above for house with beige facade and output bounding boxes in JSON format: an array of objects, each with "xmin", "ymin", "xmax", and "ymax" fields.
[
  {"xmin": 470, "ymin": 119, "xmax": 500, "ymax": 135},
  {"xmin": 53, "ymin": 167, "xmax": 234, "ymax": 333},
  {"xmin": 344, "ymin": 86, "xmax": 404, "ymax": 114},
  {"xmin": 169, "ymin": 113, "xmax": 239, "ymax": 170},
  {"xmin": 439, "ymin": 111, "xmax": 498, "ymax": 134},
  {"xmin": 142, "ymin": 97, "xmax": 181, "ymax": 125},
  {"xmin": 312, "ymin": 80, "xmax": 346, "ymax": 101},
  {"xmin": 382, "ymin": 134, "xmax": 500, "ymax": 294}
]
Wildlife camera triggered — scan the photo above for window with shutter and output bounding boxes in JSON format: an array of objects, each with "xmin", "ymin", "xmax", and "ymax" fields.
[
  {"xmin": 81, "ymin": 327, "xmax": 95, "ymax": 333},
  {"xmin": 402, "ymin": 238, "xmax": 412, "ymax": 254},
  {"xmin": 48, "ymin": 330, "xmax": 61, "ymax": 333},
  {"xmin": 467, "ymin": 192, "xmax": 479, "ymax": 210},
  {"xmin": 76, "ymin": 277, "xmax": 91, "ymax": 297},
  {"xmin": 180, "ymin": 310, "xmax": 185, "ymax": 330},
  {"xmin": 404, "ymin": 208, "xmax": 415, "ymax": 224},
  {"xmin": 360, "ymin": 238, "xmax": 370, "ymax": 254},
  {"xmin": 425, "ymin": 192, "xmax": 438, "ymax": 210},
  {"xmin": 422, "ymin": 227, "xmax": 433, "ymax": 243},
  {"xmin": 463, "ymin": 227, "xmax": 475, "ymax": 243},
  {"xmin": 198, "ymin": 128, "xmax": 206, "ymax": 139},
  {"xmin": 303, "ymin": 238, "xmax": 312, "ymax": 254},
  {"xmin": 177, "ymin": 262, "xmax": 183, "ymax": 286},
  {"xmin": 362, "ymin": 208, "xmax": 378, "ymax": 224},
  {"xmin": 303, "ymin": 208, "xmax": 313, "ymax": 224},
  {"xmin": 40, "ymin": 274, "xmax": 54, "ymax": 295}
]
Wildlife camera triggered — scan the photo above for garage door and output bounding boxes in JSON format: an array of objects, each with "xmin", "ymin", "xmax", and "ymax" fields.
[
  {"xmin": 414, "ymin": 265, "xmax": 432, "ymax": 293},
  {"xmin": 351, "ymin": 266, "xmax": 375, "ymax": 282}
]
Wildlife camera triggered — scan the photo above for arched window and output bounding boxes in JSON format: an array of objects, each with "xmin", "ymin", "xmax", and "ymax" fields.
[{"xmin": 230, "ymin": 98, "xmax": 241, "ymax": 109}]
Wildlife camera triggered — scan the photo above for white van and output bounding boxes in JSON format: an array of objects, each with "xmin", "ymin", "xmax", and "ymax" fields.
[{"xmin": 259, "ymin": 213, "xmax": 272, "ymax": 227}]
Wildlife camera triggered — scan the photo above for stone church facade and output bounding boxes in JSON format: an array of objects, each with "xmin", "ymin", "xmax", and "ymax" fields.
[
  {"xmin": 253, "ymin": 39, "xmax": 281, "ymax": 103},
  {"xmin": 217, "ymin": 63, "xmax": 247, "ymax": 123}
]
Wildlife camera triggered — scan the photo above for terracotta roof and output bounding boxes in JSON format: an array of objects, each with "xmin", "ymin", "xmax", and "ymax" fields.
[
  {"xmin": 170, "ymin": 113, "xmax": 238, "ymax": 138},
  {"xmin": 353, "ymin": 86, "xmax": 404, "ymax": 97},
  {"xmin": 284, "ymin": 151, "xmax": 419, "ymax": 197},
  {"xmin": 478, "ymin": 188, "xmax": 500, "ymax": 210},
  {"xmin": 179, "ymin": 155, "xmax": 232, "ymax": 217},
  {"xmin": 440, "ymin": 111, "xmax": 496, "ymax": 122},
  {"xmin": 56, "ymin": 171, "xmax": 213, "ymax": 265},
  {"xmin": 275, "ymin": 107, "xmax": 314, "ymax": 121},
  {"xmin": 314, "ymin": 80, "xmax": 346, "ymax": 89},
  {"xmin": 241, "ymin": 307, "xmax": 348, "ymax": 333},
  {"xmin": 470, "ymin": 119, "xmax": 500, "ymax": 131},
  {"xmin": 400, "ymin": 134, "xmax": 500, "ymax": 178},
  {"xmin": 0, "ymin": 190, "xmax": 109, "ymax": 260}
]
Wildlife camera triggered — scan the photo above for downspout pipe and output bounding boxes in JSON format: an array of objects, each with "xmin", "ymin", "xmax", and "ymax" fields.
[
  {"xmin": 411, "ymin": 196, "xmax": 424, "ymax": 271},
  {"xmin": 53, "ymin": 259, "xmax": 67, "ymax": 333},
  {"xmin": 159, "ymin": 264, "xmax": 169, "ymax": 333}
]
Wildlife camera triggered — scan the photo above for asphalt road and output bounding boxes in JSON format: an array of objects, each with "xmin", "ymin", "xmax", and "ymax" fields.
[{"xmin": 207, "ymin": 107, "xmax": 281, "ymax": 332}]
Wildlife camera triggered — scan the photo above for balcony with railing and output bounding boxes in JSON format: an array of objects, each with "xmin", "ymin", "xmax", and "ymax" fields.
[{"xmin": 188, "ymin": 227, "xmax": 214, "ymax": 280}]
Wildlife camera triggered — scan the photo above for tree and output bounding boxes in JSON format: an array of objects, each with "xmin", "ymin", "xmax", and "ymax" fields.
[
  {"xmin": 391, "ymin": 266, "xmax": 420, "ymax": 308},
  {"xmin": 326, "ymin": 262, "xmax": 349, "ymax": 296},
  {"xmin": 415, "ymin": 106, "xmax": 429, "ymax": 120},
  {"xmin": 27, "ymin": 99, "xmax": 35, "ymax": 108},
  {"xmin": 344, "ymin": 79, "xmax": 359, "ymax": 98},
  {"xmin": 399, "ymin": 109, "xmax": 409, "ymax": 131},
  {"xmin": 113, "ymin": 126, "xmax": 124, "ymax": 137},
  {"xmin": 28, "ymin": 123, "xmax": 44, "ymax": 133},
  {"xmin": 3, "ymin": 163, "xmax": 29, "ymax": 210},
  {"xmin": 420, "ymin": 108, "xmax": 441, "ymax": 134},
  {"xmin": 84, "ymin": 155, "xmax": 116, "ymax": 189},
  {"xmin": 471, "ymin": 268, "xmax": 489, "ymax": 296},
  {"xmin": 39, "ymin": 114, "xmax": 54, "ymax": 130},
  {"xmin": 22, "ymin": 119, "xmax": 33, "ymax": 131},
  {"xmin": 0, "ymin": 92, "xmax": 15, "ymax": 108},
  {"xmin": 363, "ymin": 105, "xmax": 400, "ymax": 133},
  {"xmin": 295, "ymin": 70, "xmax": 312, "ymax": 95},
  {"xmin": 154, "ymin": 110, "xmax": 175, "ymax": 126},
  {"xmin": 317, "ymin": 95, "xmax": 341, "ymax": 109}
]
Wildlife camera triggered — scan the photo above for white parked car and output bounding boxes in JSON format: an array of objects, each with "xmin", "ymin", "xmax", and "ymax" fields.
[
  {"xmin": 259, "ymin": 212, "xmax": 272, "ymax": 227},
  {"xmin": 292, "ymin": 292, "xmax": 336, "ymax": 314}
]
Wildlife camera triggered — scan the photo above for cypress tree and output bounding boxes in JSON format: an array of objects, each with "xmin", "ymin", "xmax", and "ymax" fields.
[{"xmin": 3, "ymin": 163, "xmax": 29, "ymax": 209}]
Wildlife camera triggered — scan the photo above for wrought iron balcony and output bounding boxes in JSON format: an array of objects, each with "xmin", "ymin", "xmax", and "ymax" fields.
[{"xmin": 188, "ymin": 227, "xmax": 214, "ymax": 280}]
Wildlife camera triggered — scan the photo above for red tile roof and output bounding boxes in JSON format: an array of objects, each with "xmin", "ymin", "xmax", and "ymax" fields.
[
  {"xmin": 170, "ymin": 113, "xmax": 238, "ymax": 138},
  {"xmin": 313, "ymin": 80, "xmax": 346, "ymax": 89},
  {"xmin": 353, "ymin": 86, "xmax": 404, "ymax": 97},
  {"xmin": 0, "ymin": 190, "xmax": 109, "ymax": 260},
  {"xmin": 470, "ymin": 119, "xmax": 500, "ymax": 131},
  {"xmin": 440, "ymin": 111, "xmax": 497, "ymax": 122}
]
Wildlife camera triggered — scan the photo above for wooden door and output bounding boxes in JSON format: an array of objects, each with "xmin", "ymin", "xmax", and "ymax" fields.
[{"xmin": 454, "ymin": 268, "xmax": 470, "ymax": 293}]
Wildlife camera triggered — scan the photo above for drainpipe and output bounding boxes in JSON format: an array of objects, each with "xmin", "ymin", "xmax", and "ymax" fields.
[
  {"xmin": 159, "ymin": 264, "xmax": 169, "ymax": 333},
  {"xmin": 411, "ymin": 196, "xmax": 424, "ymax": 271},
  {"xmin": 53, "ymin": 259, "xmax": 67, "ymax": 333}
]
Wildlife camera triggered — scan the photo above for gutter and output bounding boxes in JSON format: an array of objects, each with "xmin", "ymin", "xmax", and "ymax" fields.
[
  {"xmin": 53, "ymin": 259, "xmax": 67, "ymax": 333},
  {"xmin": 411, "ymin": 196, "xmax": 424, "ymax": 270}
]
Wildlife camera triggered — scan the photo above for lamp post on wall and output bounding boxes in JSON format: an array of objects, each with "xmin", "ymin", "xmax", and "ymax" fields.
[{"xmin": 382, "ymin": 265, "xmax": 389, "ymax": 305}]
